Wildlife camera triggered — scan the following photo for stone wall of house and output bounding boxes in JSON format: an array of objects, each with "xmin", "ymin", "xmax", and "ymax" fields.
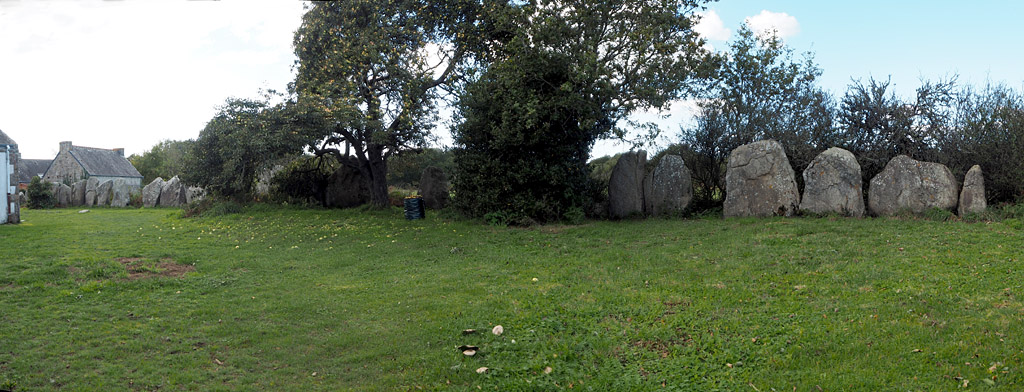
[{"xmin": 42, "ymin": 142, "xmax": 85, "ymax": 184}]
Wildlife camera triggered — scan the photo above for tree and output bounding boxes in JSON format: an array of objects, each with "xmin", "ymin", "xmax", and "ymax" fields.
[
  {"xmin": 182, "ymin": 98, "xmax": 306, "ymax": 201},
  {"xmin": 292, "ymin": 0, "xmax": 477, "ymax": 208},
  {"xmin": 452, "ymin": 0, "xmax": 715, "ymax": 222},
  {"xmin": 129, "ymin": 139, "xmax": 193, "ymax": 184},
  {"xmin": 386, "ymin": 147, "xmax": 453, "ymax": 188},
  {"xmin": 942, "ymin": 83, "xmax": 1024, "ymax": 203},
  {"xmin": 680, "ymin": 24, "xmax": 835, "ymax": 207},
  {"xmin": 836, "ymin": 77, "xmax": 956, "ymax": 185},
  {"xmin": 25, "ymin": 176, "xmax": 54, "ymax": 209}
]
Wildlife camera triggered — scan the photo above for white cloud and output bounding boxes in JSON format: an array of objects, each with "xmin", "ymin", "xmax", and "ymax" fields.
[
  {"xmin": 744, "ymin": 10, "xmax": 800, "ymax": 39},
  {"xmin": 695, "ymin": 10, "xmax": 731, "ymax": 41},
  {"xmin": 0, "ymin": 0, "xmax": 306, "ymax": 159}
]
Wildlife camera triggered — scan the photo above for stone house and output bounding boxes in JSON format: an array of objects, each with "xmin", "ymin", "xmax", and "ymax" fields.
[
  {"xmin": 0, "ymin": 130, "xmax": 20, "ymax": 223},
  {"xmin": 42, "ymin": 141, "xmax": 142, "ymax": 187}
]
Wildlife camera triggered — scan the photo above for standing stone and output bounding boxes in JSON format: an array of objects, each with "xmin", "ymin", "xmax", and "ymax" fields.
[
  {"xmin": 56, "ymin": 183, "xmax": 72, "ymax": 207},
  {"xmin": 110, "ymin": 179, "xmax": 131, "ymax": 207},
  {"xmin": 158, "ymin": 176, "xmax": 187, "ymax": 207},
  {"xmin": 418, "ymin": 166, "xmax": 450, "ymax": 209},
  {"xmin": 800, "ymin": 147, "xmax": 865, "ymax": 217},
  {"xmin": 958, "ymin": 165, "xmax": 986, "ymax": 216},
  {"xmin": 84, "ymin": 177, "xmax": 100, "ymax": 207},
  {"xmin": 71, "ymin": 180, "xmax": 87, "ymax": 207},
  {"xmin": 868, "ymin": 155, "xmax": 958, "ymax": 216},
  {"xmin": 18, "ymin": 191, "xmax": 26, "ymax": 206},
  {"xmin": 95, "ymin": 180, "xmax": 113, "ymax": 207},
  {"xmin": 645, "ymin": 155, "xmax": 693, "ymax": 216},
  {"xmin": 325, "ymin": 162, "xmax": 370, "ymax": 208},
  {"xmin": 724, "ymin": 140, "xmax": 800, "ymax": 218},
  {"xmin": 608, "ymin": 151, "xmax": 649, "ymax": 219},
  {"xmin": 142, "ymin": 177, "xmax": 165, "ymax": 207},
  {"xmin": 186, "ymin": 186, "xmax": 205, "ymax": 204},
  {"xmin": 255, "ymin": 164, "xmax": 285, "ymax": 198}
]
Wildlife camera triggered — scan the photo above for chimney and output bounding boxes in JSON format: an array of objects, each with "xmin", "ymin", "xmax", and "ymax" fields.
[
  {"xmin": 113, "ymin": 148, "xmax": 124, "ymax": 157},
  {"xmin": 59, "ymin": 141, "xmax": 72, "ymax": 153}
]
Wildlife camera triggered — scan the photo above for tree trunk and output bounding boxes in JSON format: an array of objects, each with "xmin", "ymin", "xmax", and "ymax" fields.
[{"xmin": 365, "ymin": 145, "xmax": 389, "ymax": 209}]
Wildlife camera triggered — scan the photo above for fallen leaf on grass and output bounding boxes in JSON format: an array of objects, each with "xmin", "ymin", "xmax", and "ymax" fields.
[
  {"xmin": 213, "ymin": 358, "xmax": 224, "ymax": 366},
  {"xmin": 912, "ymin": 349, "xmax": 923, "ymax": 353},
  {"xmin": 476, "ymin": 367, "xmax": 488, "ymax": 374},
  {"xmin": 462, "ymin": 329, "xmax": 477, "ymax": 335},
  {"xmin": 492, "ymin": 325, "xmax": 503, "ymax": 336},
  {"xmin": 543, "ymin": 366, "xmax": 552, "ymax": 374}
]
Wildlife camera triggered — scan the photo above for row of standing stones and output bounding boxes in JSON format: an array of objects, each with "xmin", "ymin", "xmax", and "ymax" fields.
[
  {"xmin": 48, "ymin": 178, "xmax": 137, "ymax": 208},
  {"xmin": 142, "ymin": 176, "xmax": 206, "ymax": 208},
  {"xmin": 609, "ymin": 140, "xmax": 987, "ymax": 219},
  {"xmin": 46, "ymin": 176, "xmax": 207, "ymax": 208}
]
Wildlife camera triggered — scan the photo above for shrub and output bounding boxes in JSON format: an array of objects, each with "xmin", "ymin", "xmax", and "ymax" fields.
[
  {"xmin": 269, "ymin": 155, "xmax": 338, "ymax": 207},
  {"xmin": 25, "ymin": 176, "xmax": 54, "ymax": 209}
]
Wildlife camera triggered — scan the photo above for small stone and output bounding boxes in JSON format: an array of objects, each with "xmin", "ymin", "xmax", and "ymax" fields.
[{"xmin": 78, "ymin": 209, "xmax": 89, "ymax": 214}]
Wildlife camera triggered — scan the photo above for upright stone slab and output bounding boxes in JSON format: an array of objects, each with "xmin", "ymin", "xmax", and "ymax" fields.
[
  {"xmin": 645, "ymin": 155, "xmax": 693, "ymax": 216},
  {"xmin": 70, "ymin": 180, "xmax": 87, "ymax": 206},
  {"xmin": 143, "ymin": 177, "xmax": 165, "ymax": 207},
  {"xmin": 958, "ymin": 165, "xmax": 986, "ymax": 216},
  {"xmin": 800, "ymin": 147, "xmax": 865, "ymax": 217},
  {"xmin": 186, "ymin": 186, "xmax": 205, "ymax": 204},
  {"xmin": 158, "ymin": 176, "xmax": 187, "ymax": 207},
  {"xmin": 868, "ymin": 155, "xmax": 958, "ymax": 216},
  {"xmin": 724, "ymin": 140, "xmax": 800, "ymax": 217},
  {"xmin": 608, "ymin": 151, "xmax": 648, "ymax": 219},
  {"xmin": 56, "ymin": 183, "xmax": 72, "ymax": 207},
  {"xmin": 110, "ymin": 179, "xmax": 131, "ymax": 207},
  {"xmin": 418, "ymin": 166, "xmax": 450, "ymax": 209},
  {"xmin": 95, "ymin": 180, "xmax": 113, "ymax": 207},
  {"xmin": 325, "ymin": 163, "xmax": 370, "ymax": 208},
  {"xmin": 84, "ymin": 177, "xmax": 100, "ymax": 207}
]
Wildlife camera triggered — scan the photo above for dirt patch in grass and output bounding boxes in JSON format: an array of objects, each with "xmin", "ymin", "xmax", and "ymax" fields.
[{"xmin": 117, "ymin": 257, "xmax": 195, "ymax": 280}]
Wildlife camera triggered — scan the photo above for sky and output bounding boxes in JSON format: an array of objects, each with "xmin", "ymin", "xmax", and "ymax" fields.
[{"xmin": 2, "ymin": 1, "xmax": 1024, "ymax": 160}]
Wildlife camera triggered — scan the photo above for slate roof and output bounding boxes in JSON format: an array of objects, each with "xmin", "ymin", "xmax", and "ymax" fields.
[
  {"xmin": 0, "ymin": 130, "xmax": 15, "ymax": 146},
  {"xmin": 18, "ymin": 159, "xmax": 52, "ymax": 184},
  {"xmin": 70, "ymin": 146, "xmax": 142, "ymax": 178}
]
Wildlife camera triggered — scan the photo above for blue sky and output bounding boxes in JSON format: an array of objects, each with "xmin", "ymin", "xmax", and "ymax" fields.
[
  {"xmin": 1, "ymin": 1, "xmax": 1022, "ymax": 160},
  {"xmin": 596, "ymin": 0, "xmax": 1024, "ymax": 156}
]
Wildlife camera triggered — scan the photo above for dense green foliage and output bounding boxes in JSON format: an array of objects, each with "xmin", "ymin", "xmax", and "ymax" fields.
[
  {"xmin": 453, "ymin": 49, "xmax": 599, "ymax": 224},
  {"xmin": 128, "ymin": 139, "xmax": 193, "ymax": 184},
  {"xmin": 2, "ymin": 208, "xmax": 1024, "ymax": 390},
  {"xmin": 269, "ymin": 155, "xmax": 339, "ymax": 207},
  {"xmin": 386, "ymin": 147, "xmax": 453, "ymax": 188},
  {"xmin": 182, "ymin": 98, "xmax": 305, "ymax": 201},
  {"xmin": 453, "ymin": 0, "xmax": 714, "ymax": 223},
  {"xmin": 292, "ymin": 0, "xmax": 476, "ymax": 207},
  {"xmin": 24, "ymin": 176, "xmax": 53, "ymax": 209},
  {"xmin": 679, "ymin": 25, "xmax": 834, "ymax": 207}
]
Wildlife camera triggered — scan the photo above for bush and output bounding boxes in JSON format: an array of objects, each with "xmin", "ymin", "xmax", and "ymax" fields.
[
  {"xmin": 452, "ymin": 48, "xmax": 598, "ymax": 225},
  {"xmin": 25, "ymin": 176, "xmax": 54, "ymax": 209},
  {"xmin": 269, "ymin": 155, "xmax": 338, "ymax": 207},
  {"xmin": 182, "ymin": 198, "xmax": 244, "ymax": 218}
]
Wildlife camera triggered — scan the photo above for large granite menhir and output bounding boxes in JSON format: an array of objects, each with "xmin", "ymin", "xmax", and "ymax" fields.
[
  {"xmin": 418, "ymin": 166, "xmax": 450, "ymax": 209},
  {"xmin": 608, "ymin": 151, "xmax": 648, "ymax": 219},
  {"xmin": 724, "ymin": 140, "xmax": 800, "ymax": 217},
  {"xmin": 645, "ymin": 155, "xmax": 693, "ymax": 216},
  {"xmin": 143, "ymin": 177, "xmax": 165, "ymax": 208},
  {"xmin": 868, "ymin": 155, "xmax": 958, "ymax": 216},
  {"xmin": 800, "ymin": 147, "xmax": 864, "ymax": 217},
  {"xmin": 958, "ymin": 165, "xmax": 986, "ymax": 216}
]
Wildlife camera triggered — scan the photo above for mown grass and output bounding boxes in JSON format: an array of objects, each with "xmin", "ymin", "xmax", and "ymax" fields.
[{"xmin": 1, "ymin": 206, "xmax": 1023, "ymax": 390}]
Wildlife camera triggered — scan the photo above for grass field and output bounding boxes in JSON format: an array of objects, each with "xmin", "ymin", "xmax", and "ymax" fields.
[{"xmin": 1, "ymin": 206, "xmax": 1023, "ymax": 391}]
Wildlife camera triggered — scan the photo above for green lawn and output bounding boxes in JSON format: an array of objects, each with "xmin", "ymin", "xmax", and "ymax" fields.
[{"xmin": 1, "ymin": 206, "xmax": 1022, "ymax": 390}]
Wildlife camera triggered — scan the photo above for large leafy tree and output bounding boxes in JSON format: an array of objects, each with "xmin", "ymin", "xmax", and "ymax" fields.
[
  {"xmin": 679, "ymin": 25, "xmax": 835, "ymax": 207},
  {"xmin": 129, "ymin": 139, "xmax": 193, "ymax": 184},
  {"xmin": 183, "ymin": 98, "xmax": 305, "ymax": 201},
  {"xmin": 452, "ymin": 0, "xmax": 715, "ymax": 222},
  {"xmin": 292, "ymin": 0, "xmax": 477, "ymax": 208}
]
